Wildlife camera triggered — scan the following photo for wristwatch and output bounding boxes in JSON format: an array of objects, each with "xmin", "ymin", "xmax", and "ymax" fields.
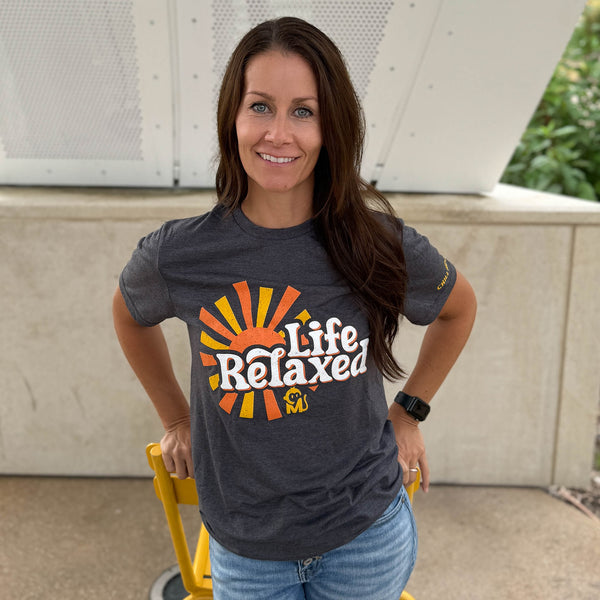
[{"xmin": 393, "ymin": 391, "xmax": 430, "ymax": 422}]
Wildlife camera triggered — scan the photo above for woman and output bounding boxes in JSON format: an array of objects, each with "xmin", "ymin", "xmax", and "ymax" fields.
[{"xmin": 113, "ymin": 17, "xmax": 476, "ymax": 600}]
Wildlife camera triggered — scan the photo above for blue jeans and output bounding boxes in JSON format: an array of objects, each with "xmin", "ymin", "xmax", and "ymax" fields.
[{"xmin": 209, "ymin": 486, "xmax": 417, "ymax": 600}]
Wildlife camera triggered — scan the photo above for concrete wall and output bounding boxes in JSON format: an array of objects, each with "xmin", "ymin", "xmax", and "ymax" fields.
[{"xmin": 1, "ymin": 184, "xmax": 598, "ymax": 487}]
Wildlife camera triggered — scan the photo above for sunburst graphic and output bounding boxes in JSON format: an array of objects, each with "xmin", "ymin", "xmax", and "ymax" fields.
[{"xmin": 199, "ymin": 281, "xmax": 309, "ymax": 420}]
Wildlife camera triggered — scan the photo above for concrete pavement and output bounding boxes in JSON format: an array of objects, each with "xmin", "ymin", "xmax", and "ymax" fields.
[{"xmin": 1, "ymin": 477, "xmax": 599, "ymax": 599}]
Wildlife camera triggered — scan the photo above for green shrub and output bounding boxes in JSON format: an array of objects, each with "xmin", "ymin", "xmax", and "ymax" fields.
[{"xmin": 501, "ymin": 0, "xmax": 600, "ymax": 201}]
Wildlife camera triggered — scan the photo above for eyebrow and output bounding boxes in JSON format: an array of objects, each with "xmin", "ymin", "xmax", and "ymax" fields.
[{"xmin": 245, "ymin": 91, "xmax": 318, "ymax": 103}]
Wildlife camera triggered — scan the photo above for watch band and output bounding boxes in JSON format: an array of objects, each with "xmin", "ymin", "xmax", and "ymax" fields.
[{"xmin": 393, "ymin": 391, "xmax": 431, "ymax": 422}]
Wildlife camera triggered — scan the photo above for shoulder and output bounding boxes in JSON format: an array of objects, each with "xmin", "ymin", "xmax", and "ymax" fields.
[
  {"xmin": 162, "ymin": 205, "xmax": 221, "ymax": 234},
  {"xmin": 395, "ymin": 219, "xmax": 436, "ymax": 259},
  {"xmin": 368, "ymin": 209, "xmax": 441, "ymax": 259},
  {"xmin": 158, "ymin": 204, "xmax": 231, "ymax": 244}
]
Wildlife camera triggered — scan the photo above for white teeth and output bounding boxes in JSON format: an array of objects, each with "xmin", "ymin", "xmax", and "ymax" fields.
[{"xmin": 259, "ymin": 153, "xmax": 295, "ymax": 164}]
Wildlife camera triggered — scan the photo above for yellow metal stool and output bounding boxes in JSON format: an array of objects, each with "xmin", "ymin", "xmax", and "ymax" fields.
[
  {"xmin": 147, "ymin": 443, "xmax": 212, "ymax": 599},
  {"xmin": 400, "ymin": 467, "xmax": 420, "ymax": 600},
  {"xmin": 147, "ymin": 443, "xmax": 419, "ymax": 600}
]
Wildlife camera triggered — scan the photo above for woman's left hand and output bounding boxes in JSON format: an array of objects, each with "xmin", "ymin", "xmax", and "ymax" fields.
[{"xmin": 388, "ymin": 402, "xmax": 430, "ymax": 492}]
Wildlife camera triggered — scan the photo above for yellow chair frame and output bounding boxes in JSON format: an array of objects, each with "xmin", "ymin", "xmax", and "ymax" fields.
[{"xmin": 146, "ymin": 443, "xmax": 418, "ymax": 600}]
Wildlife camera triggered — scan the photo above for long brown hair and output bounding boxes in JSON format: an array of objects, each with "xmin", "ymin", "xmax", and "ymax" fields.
[{"xmin": 216, "ymin": 17, "xmax": 407, "ymax": 380}]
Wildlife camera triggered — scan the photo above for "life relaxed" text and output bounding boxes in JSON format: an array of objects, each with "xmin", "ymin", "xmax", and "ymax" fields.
[{"xmin": 215, "ymin": 318, "xmax": 369, "ymax": 391}]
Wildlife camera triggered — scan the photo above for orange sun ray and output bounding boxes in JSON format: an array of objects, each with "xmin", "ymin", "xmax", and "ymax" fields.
[
  {"xmin": 201, "ymin": 282, "xmax": 307, "ymax": 421},
  {"xmin": 233, "ymin": 281, "xmax": 254, "ymax": 329},
  {"xmin": 201, "ymin": 331, "xmax": 229, "ymax": 350},
  {"xmin": 263, "ymin": 389, "xmax": 282, "ymax": 421},
  {"xmin": 200, "ymin": 352, "xmax": 217, "ymax": 366},
  {"xmin": 219, "ymin": 392, "xmax": 238, "ymax": 414},
  {"xmin": 267, "ymin": 286, "xmax": 301, "ymax": 330},
  {"xmin": 199, "ymin": 307, "xmax": 236, "ymax": 342}
]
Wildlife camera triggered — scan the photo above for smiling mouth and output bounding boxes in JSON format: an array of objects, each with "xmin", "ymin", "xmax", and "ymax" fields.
[{"xmin": 258, "ymin": 153, "xmax": 298, "ymax": 164}]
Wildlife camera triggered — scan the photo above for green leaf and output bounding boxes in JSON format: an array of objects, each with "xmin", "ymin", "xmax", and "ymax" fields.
[
  {"xmin": 553, "ymin": 125, "xmax": 579, "ymax": 137},
  {"xmin": 576, "ymin": 181, "xmax": 598, "ymax": 201},
  {"xmin": 530, "ymin": 155, "xmax": 556, "ymax": 170},
  {"xmin": 500, "ymin": 2, "xmax": 600, "ymax": 202}
]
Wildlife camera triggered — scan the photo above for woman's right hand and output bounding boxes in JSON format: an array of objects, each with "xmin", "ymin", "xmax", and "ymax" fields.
[
  {"xmin": 113, "ymin": 287, "xmax": 194, "ymax": 479},
  {"xmin": 160, "ymin": 417, "xmax": 193, "ymax": 479}
]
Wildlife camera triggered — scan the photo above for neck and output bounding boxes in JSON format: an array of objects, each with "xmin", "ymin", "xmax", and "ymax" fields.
[{"xmin": 241, "ymin": 184, "xmax": 313, "ymax": 229}]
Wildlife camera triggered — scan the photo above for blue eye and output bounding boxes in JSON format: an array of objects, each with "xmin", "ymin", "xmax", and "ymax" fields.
[
  {"xmin": 251, "ymin": 102, "xmax": 269, "ymax": 114},
  {"xmin": 294, "ymin": 106, "xmax": 313, "ymax": 118}
]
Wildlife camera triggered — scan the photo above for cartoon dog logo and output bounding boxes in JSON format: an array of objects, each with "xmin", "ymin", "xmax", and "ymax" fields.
[{"xmin": 283, "ymin": 387, "xmax": 308, "ymax": 414}]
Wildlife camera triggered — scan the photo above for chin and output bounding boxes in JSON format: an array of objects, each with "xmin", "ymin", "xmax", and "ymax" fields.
[{"xmin": 253, "ymin": 178, "xmax": 297, "ymax": 194}]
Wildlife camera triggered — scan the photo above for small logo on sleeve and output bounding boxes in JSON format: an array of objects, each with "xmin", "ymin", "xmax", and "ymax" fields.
[{"xmin": 437, "ymin": 259, "xmax": 450, "ymax": 290}]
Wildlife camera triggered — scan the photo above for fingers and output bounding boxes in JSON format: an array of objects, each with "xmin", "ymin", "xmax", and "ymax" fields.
[
  {"xmin": 420, "ymin": 453, "xmax": 430, "ymax": 493},
  {"xmin": 164, "ymin": 446, "xmax": 193, "ymax": 479},
  {"xmin": 162, "ymin": 451, "xmax": 176, "ymax": 474},
  {"xmin": 169, "ymin": 448, "xmax": 192, "ymax": 480},
  {"xmin": 390, "ymin": 407, "xmax": 429, "ymax": 493},
  {"xmin": 160, "ymin": 427, "xmax": 193, "ymax": 479},
  {"xmin": 399, "ymin": 455, "xmax": 420, "ymax": 489},
  {"xmin": 399, "ymin": 457, "xmax": 410, "ymax": 487},
  {"xmin": 406, "ymin": 464, "xmax": 420, "ymax": 488}
]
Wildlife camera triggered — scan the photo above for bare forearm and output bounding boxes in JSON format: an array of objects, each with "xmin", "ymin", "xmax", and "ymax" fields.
[
  {"xmin": 112, "ymin": 288, "xmax": 190, "ymax": 430},
  {"xmin": 403, "ymin": 308, "xmax": 474, "ymax": 401},
  {"xmin": 388, "ymin": 271, "xmax": 476, "ymax": 491},
  {"xmin": 402, "ymin": 270, "xmax": 476, "ymax": 402}
]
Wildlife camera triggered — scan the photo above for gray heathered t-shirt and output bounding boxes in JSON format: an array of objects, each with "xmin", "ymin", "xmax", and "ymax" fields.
[{"xmin": 119, "ymin": 204, "xmax": 456, "ymax": 561}]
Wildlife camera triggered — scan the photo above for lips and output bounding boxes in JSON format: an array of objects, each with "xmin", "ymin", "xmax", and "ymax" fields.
[{"xmin": 258, "ymin": 152, "xmax": 298, "ymax": 164}]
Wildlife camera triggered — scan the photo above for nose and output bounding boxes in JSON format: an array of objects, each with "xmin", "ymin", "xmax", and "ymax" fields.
[{"xmin": 264, "ymin": 113, "xmax": 292, "ymax": 146}]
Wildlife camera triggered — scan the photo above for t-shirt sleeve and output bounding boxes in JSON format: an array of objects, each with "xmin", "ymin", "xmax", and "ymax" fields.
[
  {"xmin": 401, "ymin": 221, "xmax": 457, "ymax": 326},
  {"xmin": 118, "ymin": 224, "xmax": 176, "ymax": 326}
]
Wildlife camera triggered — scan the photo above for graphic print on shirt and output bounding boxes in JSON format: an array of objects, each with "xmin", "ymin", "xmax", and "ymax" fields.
[
  {"xmin": 283, "ymin": 387, "xmax": 308, "ymax": 414},
  {"xmin": 198, "ymin": 281, "xmax": 369, "ymax": 420}
]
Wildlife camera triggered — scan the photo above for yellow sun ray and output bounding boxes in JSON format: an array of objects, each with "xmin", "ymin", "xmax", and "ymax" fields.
[
  {"xmin": 295, "ymin": 309, "xmax": 311, "ymax": 325},
  {"xmin": 215, "ymin": 296, "xmax": 242, "ymax": 334},
  {"xmin": 239, "ymin": 391, "xmax": 255, "ymax": 419},
  {"xmin": 209, "ymin": 374, "xmax": 220, "ymax": 391},
  {"xmin": 201, "ymin": 331, "xmax": 230, "ymax": 351},
  {"xmin": 200, "ymin": 282, "xmax": 311, "ymax": 420},
  {"xmin": 256, "ymin": 287, "xmax": 273, "ymax": 327}
]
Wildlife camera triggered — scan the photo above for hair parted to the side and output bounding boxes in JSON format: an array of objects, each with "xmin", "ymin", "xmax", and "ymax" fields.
[{"xmin": 216, "ymin": 16, "xmax": 408, "ymax": 380}]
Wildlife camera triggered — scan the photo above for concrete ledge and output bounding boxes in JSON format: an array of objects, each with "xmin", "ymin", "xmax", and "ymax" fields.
[
  {"xmin": 1, "ymin": 184, "xmax": 598, "ymax": 486},
  {"xmin": 2, "ymin": 183, "xmax": 600, "ymax": 223},
  {"xmin": 0, "ymin": 186, "xmax": 216, "ymax": 220},
  {"xmin": 394, "ymin": 184, "xmax": 600, "ymax": 224}
]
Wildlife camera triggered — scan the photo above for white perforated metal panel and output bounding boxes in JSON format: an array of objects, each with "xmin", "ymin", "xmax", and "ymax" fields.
[
  {"xmin": 178, "ymin": 0, "xmax": 395, "ymax": 187},
  {"xmin": 0, "ymin": 0, "xmax": 142, "ymax": 160},
  {"xmin": 371, "ymin": 0, "xmax": 590, "ymax": 192},
  {"xmin": 177, "ymin": 0, "xmax": 587, "ymax": 191},
  {"xmin": 0, "ymin": 0, "xmax": 173, "ymax": 186},
  {"xmin": 210, "ymin": 0, "xmax": 393, "ymax": 100},
  {"xmin": 0, "ymin": 0, "xmax": 590, "ymax": 192},
  {"xmin": 175, "ymin": 0, "xmax": 218, "ymax": 188}
]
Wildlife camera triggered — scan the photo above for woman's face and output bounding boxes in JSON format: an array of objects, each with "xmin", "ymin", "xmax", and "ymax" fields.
[{"xmin": 235, "ymin": 50, "xmax": 322, "ymax": 203}]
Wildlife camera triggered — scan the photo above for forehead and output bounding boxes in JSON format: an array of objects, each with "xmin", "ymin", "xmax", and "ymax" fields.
[{"xmin": 243, "ymin": 50, "xmax": 318, "ymax": 97}]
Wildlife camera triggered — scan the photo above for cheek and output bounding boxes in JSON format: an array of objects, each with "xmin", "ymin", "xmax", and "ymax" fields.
[
  {"xmin": 235, "ymin": 117, "xmax": 253, "ymax": 148},
  {"xmin": 235, "ymin": 119, "xmax": 244, "ymax": 146},
  {"xmin": 308, "ymin": 128, "xmax": 323, "ymax": 157},
  {"xmin": 309, "ymin": 142, "xmax": 323, "ymax": 164}
]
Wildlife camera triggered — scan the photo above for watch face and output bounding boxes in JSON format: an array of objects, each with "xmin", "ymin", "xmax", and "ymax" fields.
[
  {"xmin": 405, "ymin": 395, "xmax": 430, "ymax": 421},
  {"xmin": 411, "ymin": 400, "xmax": 430, "ymax": 420},
  {"xmin": 394, "ymin": 391, "xmax": 430, "ymax": 421}
]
